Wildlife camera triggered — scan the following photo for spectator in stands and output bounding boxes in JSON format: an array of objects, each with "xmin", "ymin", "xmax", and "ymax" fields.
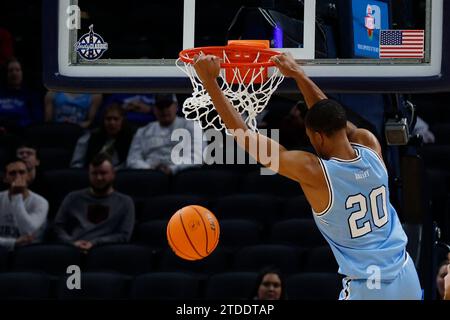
[
  {"xmin": 413, "ymin": 116, "xmax": 435, "ymax": 144},
  {"xmin": 0, "ymin": 158, "xmax": 48, "ymax": 251},
  {"xmin": 437, "ymin": 254, "xmax": 450, "ymax": 300},
  {"xmin": 126, "ymin": 93, "xmax": 203, "ymax": 175},
  {"xmin": 15, "ymin": 142, "xmax": 44, "ymax": 194},
  {"xmin": 44, "ymin": 91, "xmax": 102, "ymax": 129},
  {"xmin": 71, "ymin": 102, "xmax": 136, "ymax": 169},
  {"xmin": 105, "ymin": 93, "xmax": 156, "ymax": 126},
  {"xmin": 53, "ymin": 153, "xmax": 135, "ymax": 251},
  {"xmin": 251, "ymin": 266, "xmax": 287, "ymax": 300},
  {"xmin": 0, "ymin": 58, "xmax": 42, "ymax": 133},
  {"xmin": 445, "ymin": 264, "xmax": 450, "ymax": 300},
  {"xmin": 16, "ymin": 142, "xmax": 40, "ymax": 183}
]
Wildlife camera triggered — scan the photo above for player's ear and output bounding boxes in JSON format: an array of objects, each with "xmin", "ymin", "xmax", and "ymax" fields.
[{"xmin": 314, "ymin": 131, "xmax": 323, "ymax": 146}]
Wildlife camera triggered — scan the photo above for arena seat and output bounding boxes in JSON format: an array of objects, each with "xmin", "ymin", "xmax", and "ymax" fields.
[
  {"xmin": 12, "ymin": 244, "xmax": 81, "ymax": 275},
  {"xmin": 130, "ymin": 272, "xmax": 200, "ymax": 300},
  {"xmin": 0, "ymin": 147, "xmax": 8, "ymax": 169},
  {"xmin": 38, "ymin": 147, "xmax": 73, "ymax": 170},
  {"xmin": 282, "ymin": 195, "xmax": 312, "ymax": 220},
  {"xmin": 0, "ymin": 272, "xmax": 51, "ymax": 300},
  {"xmin": 0, "ymin": 247, "xmax": 9, "ymax": 272},
  {"xmin": 57, "ymin": 272, "xmax": 130, "ymax": 300},
  {"xmin": 303, "ymin": 246, "xmax": 338, "ymax": 273},
  {"xmin": 140, "ymin": 194, "xmax": 208, "ymax": 222},
  {"xmin": 286, "ymin": 273, "xmax": 342, "ymax": 300},
  {"xmin": 115, "ymin": 169, "xmax": 170, "ymax": 198},
  {"xmin": 204, "ymin": 272, "xmax": 258, "ymax": 300},
  {"xmin": 241, "ymin": 170, "xmax": 303, "ymax": 197},
  {"xmin": 232, "ymin": 245, "xmax": 302, "ymax": 274},
  {"xmin": 157, "ymin": 248, "xmax": 231, "ymax": 275},
  {"xmin": 136, "ymin": 220, "xmax": 169, "ymax": 248},
  {"xmin": 86, "ymin": 244, "xmax": 154, "ymax": 275},
  {"xmin": 0, "ymin": 171, "xmax": 5, "ymax": 191},
  {"xmin": 171, "ymin": 168, "xmax": 241, "ymax": 197},
  {"xmin": 219, "ymin": 219, "xmax": 262, "ymax": 248},
  {"xmin": 269, "ymin": 219, "xmax": 326, "ymax": 248},
  {"xmin": 24, "ymin": 123, "xmax": 84, "ymax": 150},
  {"xmin": 41, "ymin": 169, "xmax": 89, "ymax": 216},
  {"xmin": 211, "ymin": 194, "xmax": 281, "ymax": 226}
]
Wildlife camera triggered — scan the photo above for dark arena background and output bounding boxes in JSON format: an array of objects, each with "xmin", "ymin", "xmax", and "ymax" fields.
[{"xmin": 0, "ymin": 0, "xmax": 449, "ymax": 316}]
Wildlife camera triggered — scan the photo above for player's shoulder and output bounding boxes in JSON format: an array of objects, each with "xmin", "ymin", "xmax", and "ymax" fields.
[
  {"xmin": 284, "ymin": 149, "xmax": 320, "ymax": 166},
  {"xmin": 351, "ymin": 142, "xmax": 378, "ymax": 154},
  {"xmin": 281, "ymin": 149, "xmax": 323, "ymax": 183},
  {"xmin": 350, "ymin": 128, "xmax": 383, "ymax": 158}
]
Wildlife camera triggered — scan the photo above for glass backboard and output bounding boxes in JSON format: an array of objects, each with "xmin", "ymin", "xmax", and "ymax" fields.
[{"xmin": 43, "ymin": 0, "xmax": 450, "ymax": 93}]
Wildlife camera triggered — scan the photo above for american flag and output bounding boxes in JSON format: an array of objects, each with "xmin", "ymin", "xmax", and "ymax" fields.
[{"xmin": 379, "ymin": 30, "xmax": 424, "ymax": 59}]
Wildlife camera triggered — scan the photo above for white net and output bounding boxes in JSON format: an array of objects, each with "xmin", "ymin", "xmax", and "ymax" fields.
[{"xmin": 176, "ymin": 49, "xmax": 284, "ymax": 132}]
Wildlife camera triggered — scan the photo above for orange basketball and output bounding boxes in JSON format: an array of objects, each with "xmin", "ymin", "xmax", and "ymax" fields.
[{"xmin": 166, "ymin": 205, "xmax": 220, "ymax": 261}]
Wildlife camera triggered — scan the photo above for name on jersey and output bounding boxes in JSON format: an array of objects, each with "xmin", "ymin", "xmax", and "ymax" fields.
[{"xmin": 355, "ymin": 170, "xmax": 370, "ymax": 180}]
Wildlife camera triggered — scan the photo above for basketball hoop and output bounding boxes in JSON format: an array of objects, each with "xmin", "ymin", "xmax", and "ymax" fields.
[{"xmin": 176, "ymin": 42, "xmax": 284, "ymax": 132}]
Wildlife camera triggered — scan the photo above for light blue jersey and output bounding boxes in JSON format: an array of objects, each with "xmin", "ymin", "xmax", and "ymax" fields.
[{"xmin": 312, "ymin": 143, "xmax": 421, "ymax": 299}]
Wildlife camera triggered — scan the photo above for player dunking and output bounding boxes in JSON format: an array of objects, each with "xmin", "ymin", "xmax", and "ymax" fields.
[{"xmin": 193, "ymin": 52, "xmax": 422, "ymax": 300}]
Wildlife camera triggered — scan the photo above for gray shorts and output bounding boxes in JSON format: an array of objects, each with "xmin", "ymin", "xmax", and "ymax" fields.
[{"xmin": 339, "ymin": 254, "xmax": 422, "ymax": 300}]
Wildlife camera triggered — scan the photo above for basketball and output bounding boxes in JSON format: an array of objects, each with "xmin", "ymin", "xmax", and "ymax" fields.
[{"xmin": 166, "ymin": 205, "xmax": 220, "ymax": 261}]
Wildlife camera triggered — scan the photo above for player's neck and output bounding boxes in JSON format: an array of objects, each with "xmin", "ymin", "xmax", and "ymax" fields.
[{"xmin": 327, "ymin": 137, "xmax": 356, "ymax": 161}]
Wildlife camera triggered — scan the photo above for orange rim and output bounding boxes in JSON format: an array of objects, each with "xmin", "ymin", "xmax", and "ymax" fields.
[{"xmin": 179, "ymin": 45, "xmax": 281, "ymax": 68}]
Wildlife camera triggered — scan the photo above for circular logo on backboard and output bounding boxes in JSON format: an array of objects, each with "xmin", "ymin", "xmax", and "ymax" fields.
[{"xmin": 75, "ymin": 24, "xmax": 108, "ymax": 61}]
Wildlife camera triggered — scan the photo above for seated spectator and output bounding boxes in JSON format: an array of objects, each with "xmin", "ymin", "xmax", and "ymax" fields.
[
  {"xmin": 71, "ymin": 103, "xmax": 136, "ymax": 169},
  {"xmin": 0, "ymin": 158, "xmax": 48, "ymax": 251},
  {"xmin": 0, "ymin": 58, "xmax": 42, "ymax": 133},
  {"xmin": 16, "ymin": 142, "xmax": 40, "ymax": 183},
  {"xmin": 44, "ymin": 91, "xmax": 102, "ymax": 129},
  {"xmin": 445, "ymin": 264, "xmax": 450, "ymax": 300},
  {"xmin": 413, "ymin": 116, "xmax": 435, "ymax": 144},
  {"xmin": 437, "ymin": 253, "xmax": 450, "ymax": 300},
  {"xmin": 15, "ymin": 142, "xmax": 44, "ymax": 194},
  {"xmin": 53, "ymin": 153, "xmax": 135, "ymax": 252},
  {"xmin": 251, "ymin": 266, "xmax": 287, "ymax": 300},
  {"xmin": 105, "ymin": 93, "xmax": 156, "ymax": 126},
  {"xmin": 126, "ymin": 94, "xmax": 203, "ymax": 175}
]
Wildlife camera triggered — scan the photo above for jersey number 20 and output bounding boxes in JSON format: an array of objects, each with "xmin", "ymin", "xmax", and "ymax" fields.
[{"xmin": 346, "ymin": 186, "xmax": 388, "ymax": 238}]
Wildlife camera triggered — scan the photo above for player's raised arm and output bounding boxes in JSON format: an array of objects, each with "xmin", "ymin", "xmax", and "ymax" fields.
[
  {"xmin": 270, "ymin": 53, "xmax": 327, "ymax": 109},
  {"xmin": 192, "ymin": 54, "xmax": 319, "ymax": 185},
  {"xmin": 271, "ymin": 53, "xmax": 383, "ymax": 160}
]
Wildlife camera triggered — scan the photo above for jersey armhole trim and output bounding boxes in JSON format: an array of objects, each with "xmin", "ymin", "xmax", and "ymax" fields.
[
  {"xmin": 351, "ymin": 143, "xmax": 388, "ymax": 174},
  {"xmin": 330, "ymin": 147, "xmax": 361, "ymax": 163},
  {"xmin": 313, "ymin": 158, "xmax": 334, "ymax": 217}
]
